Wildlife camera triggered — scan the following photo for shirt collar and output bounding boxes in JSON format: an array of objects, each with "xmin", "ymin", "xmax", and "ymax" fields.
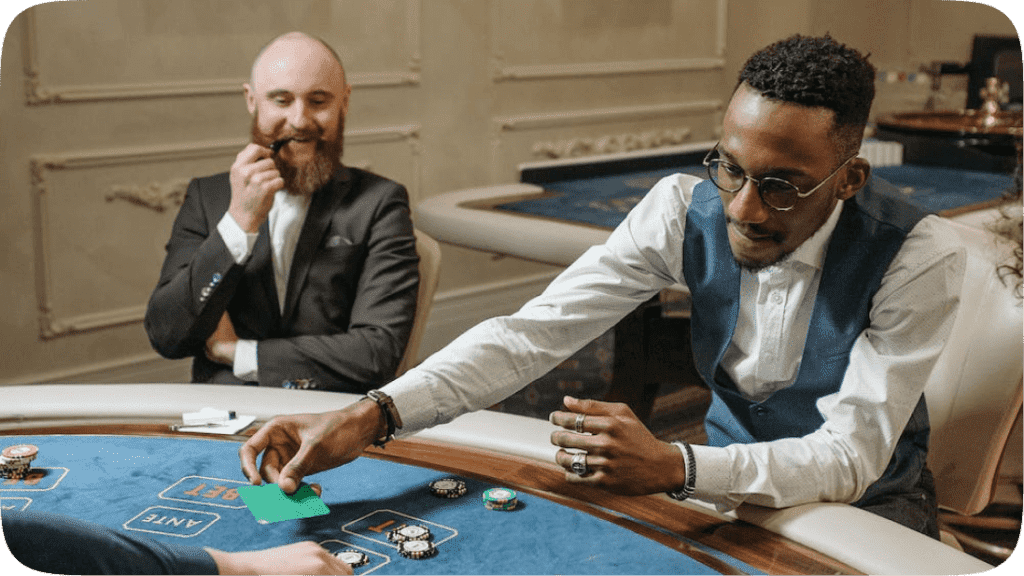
[{"xmin": 783, "ymin": 199, "xmax": 844, "ymax": 271}]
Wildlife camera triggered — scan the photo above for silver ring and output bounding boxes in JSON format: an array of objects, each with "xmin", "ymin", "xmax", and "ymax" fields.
[
  {"xmin": 574, "ymin": 413, "xmax": 586, "ymax": 434},
  {"xmin": 570, "ymin": 451, "xmax": 588, "ymax": 476}
]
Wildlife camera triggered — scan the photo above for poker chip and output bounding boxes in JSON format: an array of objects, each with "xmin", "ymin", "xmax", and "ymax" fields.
[
  {"xmin": 334, "ymin": 549, "xmax": 369, "ymax": 568},
  {"xmin": 1, "ymin": 444, "xmax": 37, "ymax": 480},
  {"xmin": 2, "ymin": 445, "xmax": 38, "ymax": 460},
  {"xmin": 482, "ymin": 487, "xmax": 518, "ymax": 511},
  {"xmin": 387, "ymin": 523, "xmax": 432, "ymax": 542},
  {"xmin": 429, "ymin": 477, "xmax": 467, "ymax": 498},
  {"xmin": 397, "ymin": 539, "xmax": 437, "ymax": 559}
]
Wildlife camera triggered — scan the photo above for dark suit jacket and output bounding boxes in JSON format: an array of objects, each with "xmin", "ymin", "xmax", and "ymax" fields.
[{"xmin": 144, "ymin": 166, "xmax": 419, "ymax": 392}]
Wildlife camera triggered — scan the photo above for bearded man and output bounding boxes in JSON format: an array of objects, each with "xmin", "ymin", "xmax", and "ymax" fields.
[{"xmin": 146, "ymin": 32, "xmax": 419, "ymax": 392}]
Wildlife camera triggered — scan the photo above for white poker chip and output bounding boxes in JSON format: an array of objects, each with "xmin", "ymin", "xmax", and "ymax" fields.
[
  {"xmin": 398, "ymin": 525, "xmax": 430, "ymax": 539},
  {"xmin": 398, "ymin": 539, "xmax": 437, "ymax": 559},
  {"xmin": 387, "ymin": 523, "xmax": 432, "ymax": 542},
  {"xmin": 334, "ymin": 550, "xmax": 369, "ymax": 567}
]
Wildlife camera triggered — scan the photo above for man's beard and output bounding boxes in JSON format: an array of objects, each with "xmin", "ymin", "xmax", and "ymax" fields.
[{"xmin": 250, "ymin": 115, "xmax": 345, "ymax": 197}]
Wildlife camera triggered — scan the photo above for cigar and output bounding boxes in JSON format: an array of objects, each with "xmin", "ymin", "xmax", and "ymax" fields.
[{"xmin": 270, "ymin": 138, "xmax": 292, "ymax": 154}]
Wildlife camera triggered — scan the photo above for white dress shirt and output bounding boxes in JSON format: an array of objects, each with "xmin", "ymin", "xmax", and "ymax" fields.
[
  {"xmin": 382, "ymin": 173, "xmax": 964, "ymax": 512},
  {"xmin": 217, "ymin": 190, "xmax": 312, "ymax": 381}
]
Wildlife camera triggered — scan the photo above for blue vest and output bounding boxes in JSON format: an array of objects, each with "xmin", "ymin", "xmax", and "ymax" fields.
[{"xmin": 682, "ymin": 177, "xmax": 932, "ymax": 505}]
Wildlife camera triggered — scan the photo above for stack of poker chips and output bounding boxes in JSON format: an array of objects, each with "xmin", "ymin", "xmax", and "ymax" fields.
[
  {"xmin": 388, "ymin": 523, "xmax": 438, "ymax": 559},
  {"xmin": 482, "ymin": 487, "xmax": 518, "ymax": 511},
  {"xmin": 333, "ymin": 549, "xmax": 369, "ymax": 568},
  {"xmin": 0, "ymin": 444, "xmax": 38, "ymax": 480},
  {"xmin": 397, "ymin": 539, "xmax": 438, "ymax": 560},
  {"xmin": 428, "ymin": 478, "xmax": 467, "ymax": 499}
]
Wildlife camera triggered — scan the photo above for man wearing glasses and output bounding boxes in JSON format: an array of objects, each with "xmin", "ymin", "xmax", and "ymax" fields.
[{"xmin": 239, "ymin": 35, "xmax": 962, "ymax": 538}]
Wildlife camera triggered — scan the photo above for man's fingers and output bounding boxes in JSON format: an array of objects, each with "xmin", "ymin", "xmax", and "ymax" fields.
[
  {"xmin": 549, "ymin": 410, "xmax": 609, "ymax": 434},
  {"xmin": 237, "ymin": 142, "xmax": 274, "ymax": 164},
  {"xmin": 238, "ymin": 432, "xmax": 270, "ymax": 485},
  {"xmin": 276, "ymin": 441, "xmax": 317, "ymax": 495},
  {"xmin": 563, "ymin": 395, "xmax": 623, "ymax": 416},
  {"xmin": 550, "ymin": 430, "xmax": 600, "ymax": 451}
]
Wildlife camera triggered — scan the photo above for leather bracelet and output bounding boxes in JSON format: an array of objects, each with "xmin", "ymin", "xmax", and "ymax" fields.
[
  {"xmin": 366, "ymin": 390, "xmax": 403, "ymax": 448},
  {"xmin": 666, "ymin": 441, "xmax": 696, "ymax": 501}
]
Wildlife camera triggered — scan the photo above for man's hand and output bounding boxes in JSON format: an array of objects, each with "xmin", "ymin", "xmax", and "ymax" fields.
[
  {"xmin": 239, "ymin": 399, "xmax": 386, "ymax": 495},
  {"xmin": 549, "ymin": 396, "xmax": 687, "ymax": 496},
  {"xmin": 228, "ymin": 143, "xmax": 285, "ymax": 233},
  {"xmin": 205, "ymin": 541, "xmax": 353, "ymax": 575},
  {"xmin": 205, "ymin": 312, "xmax": 239, "ymax": 366}
]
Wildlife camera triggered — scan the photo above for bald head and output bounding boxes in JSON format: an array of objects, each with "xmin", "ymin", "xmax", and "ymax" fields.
[{"xmin": 250, "ymin": 32, "xmax": 347, "ymax": 89}]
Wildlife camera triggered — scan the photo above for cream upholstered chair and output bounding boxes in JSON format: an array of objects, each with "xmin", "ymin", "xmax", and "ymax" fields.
[
  {"xmin": 923, "ymin": 219, "xmax": 1023, "ymax": 556},
  {"xmin": 395, "ymin": 230, "xmax": 442, "ymax": 377}
]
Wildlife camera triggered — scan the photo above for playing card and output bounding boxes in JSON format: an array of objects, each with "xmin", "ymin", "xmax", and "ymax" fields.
[{"xmin": 236, "ymin": 483, "xmax": 329, "ymax": 524}]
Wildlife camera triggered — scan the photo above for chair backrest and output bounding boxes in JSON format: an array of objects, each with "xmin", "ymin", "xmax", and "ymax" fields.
[
  {"xmin": 396, "ymin": 230, "xmax": 442, "ymax": 377},
  {"xmin": 924, "ymin": 219, "xmax": 1023, "ymax": 516}
]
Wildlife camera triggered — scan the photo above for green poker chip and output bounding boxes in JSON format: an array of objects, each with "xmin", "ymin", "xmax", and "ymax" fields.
[{"xmin": 482, "ymin": 487, "xmax": 518, "ymax": 511}]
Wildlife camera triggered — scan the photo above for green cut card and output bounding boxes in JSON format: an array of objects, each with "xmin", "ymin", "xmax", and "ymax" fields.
[{"xmin": 236, "ymin": 483, "xmax": 330, "ymax": 524}]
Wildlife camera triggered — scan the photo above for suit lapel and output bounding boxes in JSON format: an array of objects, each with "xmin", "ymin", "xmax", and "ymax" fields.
[{"xmin": 281, "ymin": 167, "xmax": 353, "ymax": 322}]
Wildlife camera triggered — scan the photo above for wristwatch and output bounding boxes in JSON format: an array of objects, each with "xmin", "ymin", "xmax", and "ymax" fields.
[
  {"xmin": 666, "ymin": 441, "xmax": 696, "ymax": 501},
  {"xmin": 366, "ymin": 390, "xmax": 403, "ymax": 447}
]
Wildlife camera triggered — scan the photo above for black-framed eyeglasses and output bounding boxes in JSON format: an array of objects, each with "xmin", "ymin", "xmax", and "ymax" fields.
[{"xmin": 702, "ymin": 146, "xmax": 856, "ymax": 211}]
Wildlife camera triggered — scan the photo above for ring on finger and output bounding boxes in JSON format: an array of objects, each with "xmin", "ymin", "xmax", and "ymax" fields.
[
  {"xmin": 574, "ymin": 413, "xmax": 586, "ymax": 434},
  {"xmin": 570, "ymin": 451, "xmax": 588, "ymax": 476}
]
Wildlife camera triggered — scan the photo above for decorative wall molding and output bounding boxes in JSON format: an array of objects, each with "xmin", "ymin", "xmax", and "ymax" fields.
[
  {"xmin": 106, "ymin": 179, "xmax": 192, "ymax": 213},
  {"xmin": 21, "ymin": 1, "xmax": 424, "ymax": 105},
  {"xmin": 30, "ymin": 123, "xmax": 422, "ymax": 339},
  {"xmin": 494, "ymin": 100, "xmax": 722, "ymax": 132},
  {"xmin": 491, "ymin": 0, "xmax": 728, "ymax": 82},
  {"xmin": 493, "ymin": 57, "xmax": 726, "ymax": 82},
  {"xmin": 531, "ymin": 127, "xmax": 693, "ymax": 159}
]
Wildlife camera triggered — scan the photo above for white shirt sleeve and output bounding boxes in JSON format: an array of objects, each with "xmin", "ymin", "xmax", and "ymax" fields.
[
  {"xmin": 233, "ymin": 339, "xmax": 259, "ymax": 382},
  {"xmin": 690, "ymin": 215, "xmax": 965, "ymax": 511},
  {"xmin": 216, "ymin": 212, "xmax": 258, "ymax": 264},
  {"xmin": 215, "ymin": 213, "xmax": 259, "ymax": 380},
  {"xmin": 383, "ymin": 174, "xmax": 694, "ymax": 432}
]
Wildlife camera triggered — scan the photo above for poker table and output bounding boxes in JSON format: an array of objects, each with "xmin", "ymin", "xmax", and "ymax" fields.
[{"xmin": 0, "ymin": 384, "xmax": 990, "ymax": 574}]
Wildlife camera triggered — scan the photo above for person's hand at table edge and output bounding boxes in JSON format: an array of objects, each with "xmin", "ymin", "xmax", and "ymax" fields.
[{"xmin": 239, "ymin": 398, "xmax": 387, "ymax": 495}]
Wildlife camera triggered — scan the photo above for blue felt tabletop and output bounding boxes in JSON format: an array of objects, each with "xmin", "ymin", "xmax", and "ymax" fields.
[{"xmin": 1, "ymin": 434, "xmax": 758, "ymax": 575}]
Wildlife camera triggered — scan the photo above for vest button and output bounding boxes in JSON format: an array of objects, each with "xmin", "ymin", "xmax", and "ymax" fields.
[{"xmin": 753, "ymin": 406, "xmax": 768, "ymax": 416}]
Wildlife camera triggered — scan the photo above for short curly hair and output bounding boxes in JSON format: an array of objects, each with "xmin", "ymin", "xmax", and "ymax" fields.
[{"xmin": 738, "ymin": 34, "xmax": 876, "ymax": 158}]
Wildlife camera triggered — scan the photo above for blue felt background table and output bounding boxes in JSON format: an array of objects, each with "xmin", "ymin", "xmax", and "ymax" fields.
[{"xmin": 1, "ymin": 434, "xmax": 759, "ymax": 575}]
